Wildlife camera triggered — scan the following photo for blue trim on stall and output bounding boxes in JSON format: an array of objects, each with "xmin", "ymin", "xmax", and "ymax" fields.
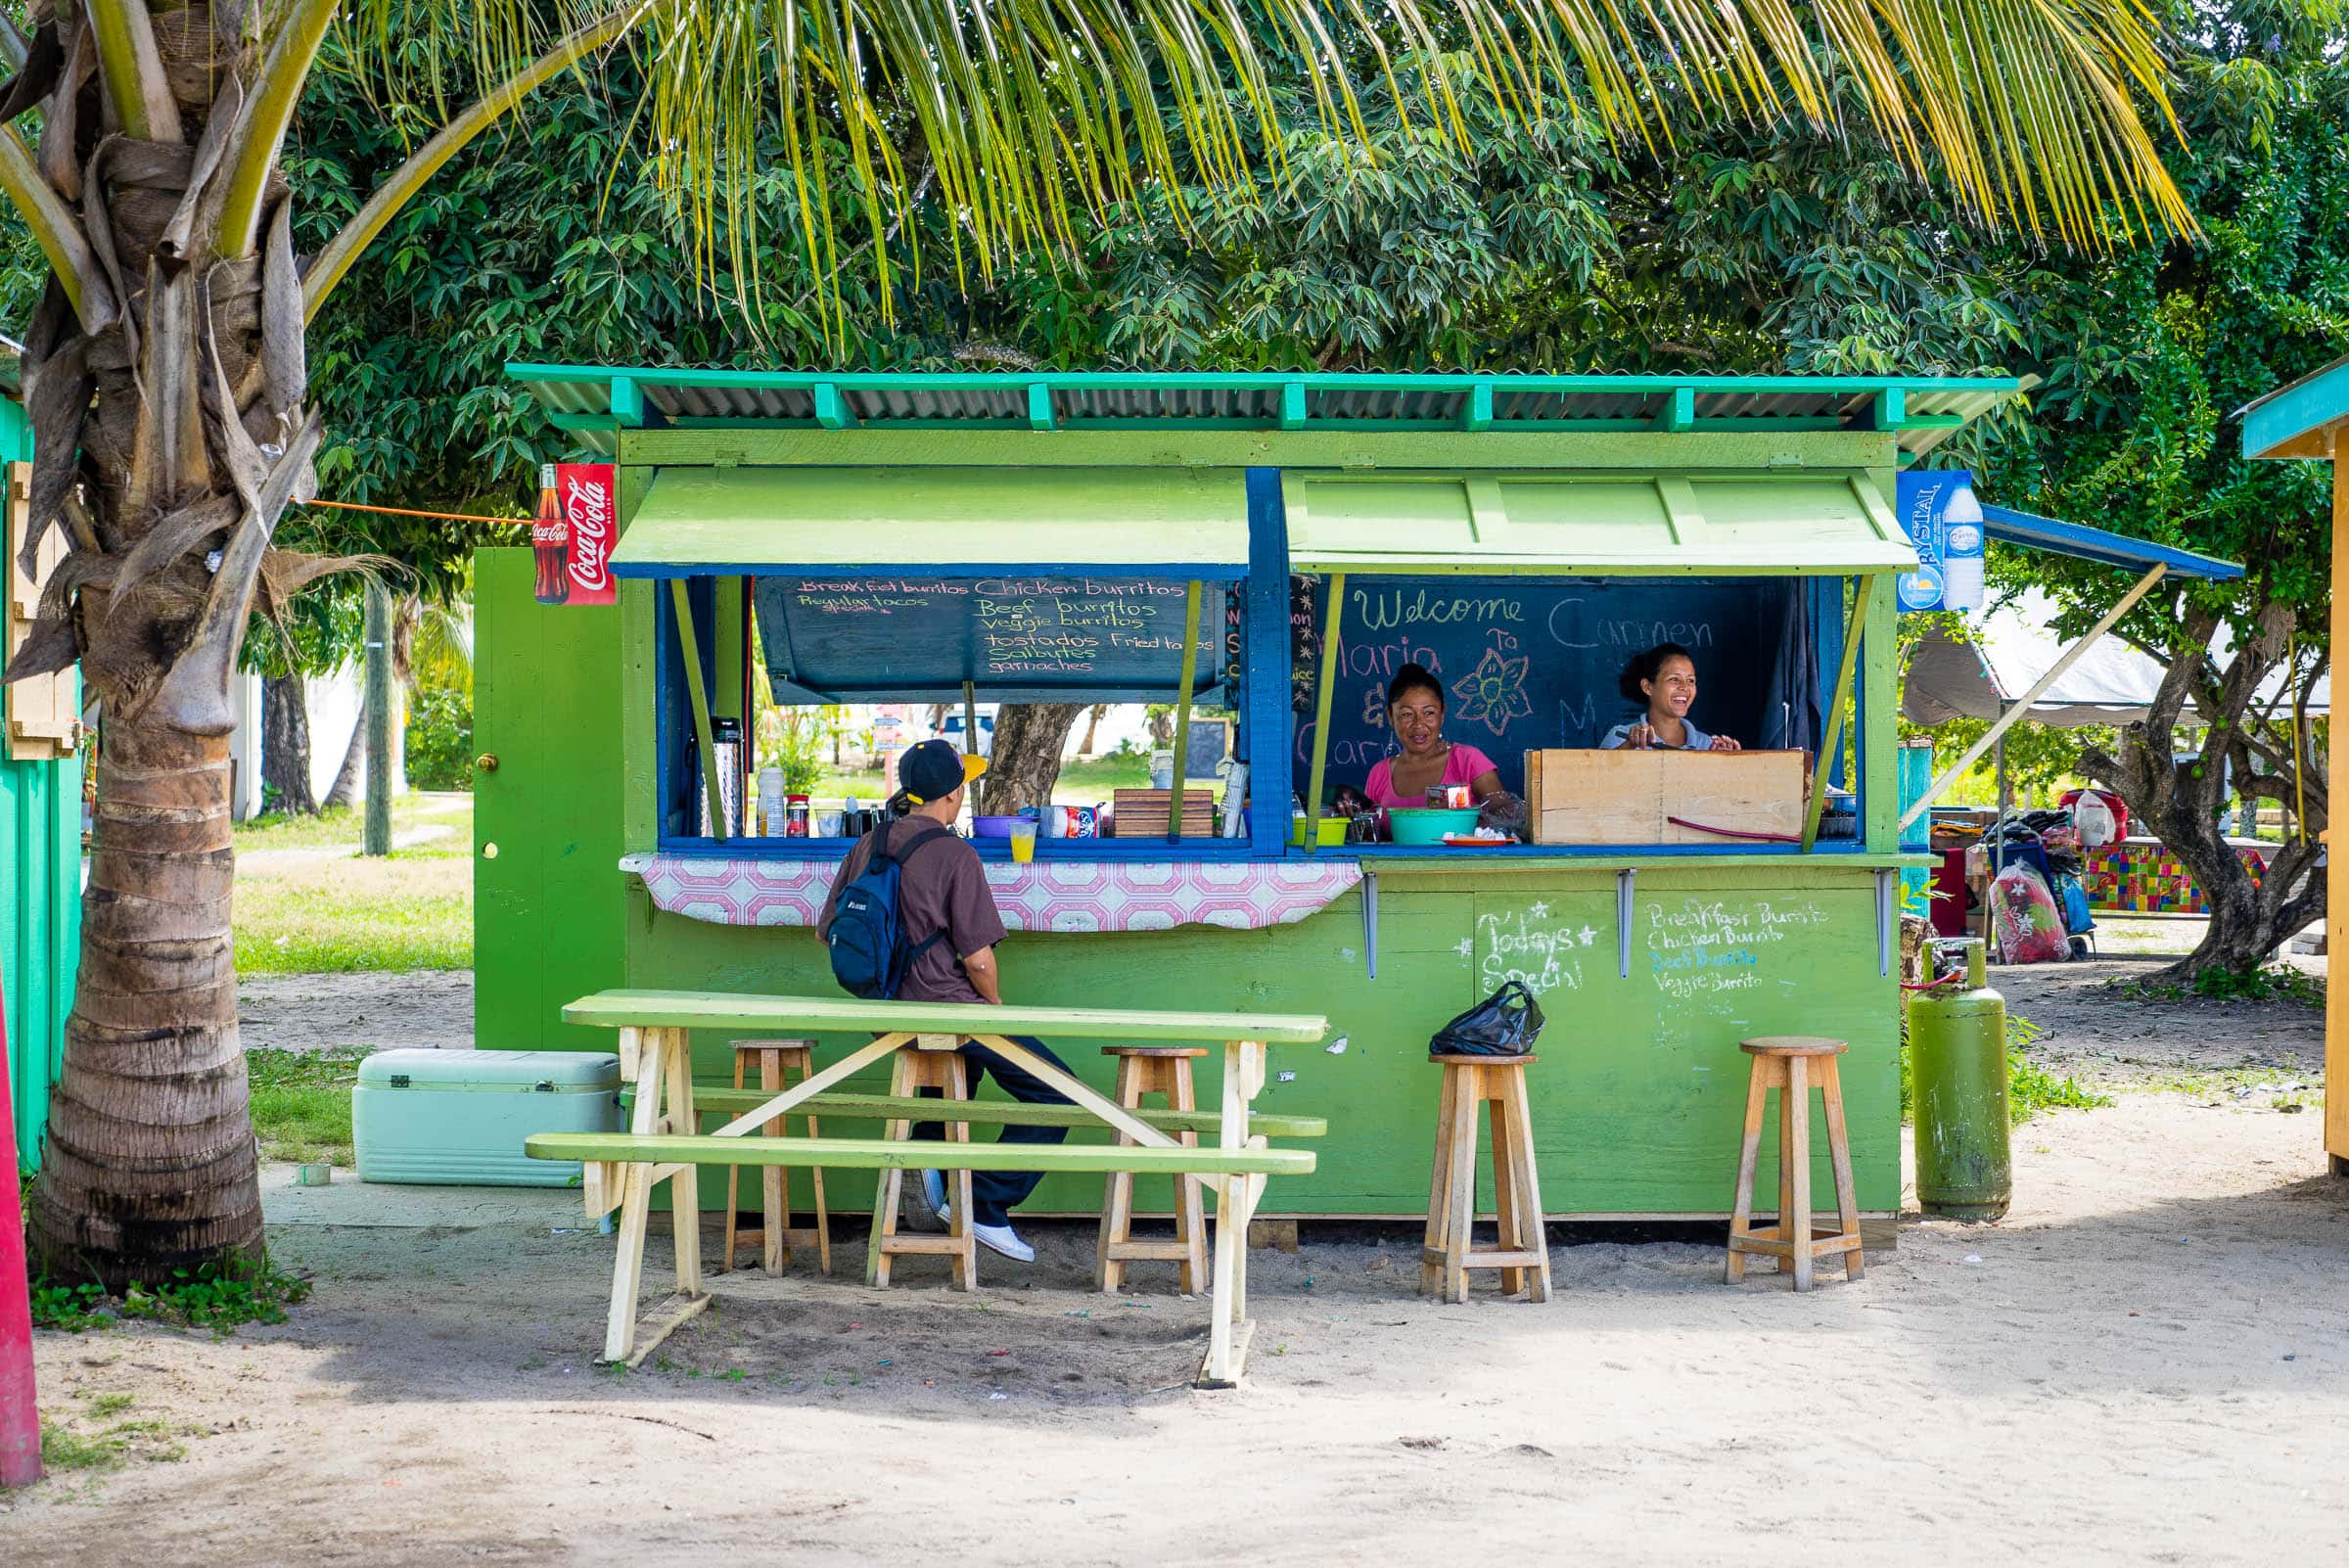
[
  {"xmin": 1245, "ymin": 469, "xmax": 1295, "ymax": 858},
  {"xmin": 1978, "ymin": 506, "xmax": 2243, "ymax": 580}
]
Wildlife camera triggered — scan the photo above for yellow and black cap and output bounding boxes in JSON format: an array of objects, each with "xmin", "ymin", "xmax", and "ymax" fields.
[{"xmin": 898, "ymin": 738, "xmax": 987, "ymax": 805}]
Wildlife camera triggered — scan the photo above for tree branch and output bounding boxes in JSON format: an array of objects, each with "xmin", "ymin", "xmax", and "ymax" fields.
[
  {"xmin": 211, "ymin": 0, "xmax": 340, "ymax": 260},
  {"xmin": 302, "ymin": 2, "xmax": 653, "ymax": 323},
  {"xmin": 0, "ymin": 123, "xmax": 111, "ymax": 328},
  {"xmin": 84, "ymin": 0, "xmax": 182, "ymax": 142}
]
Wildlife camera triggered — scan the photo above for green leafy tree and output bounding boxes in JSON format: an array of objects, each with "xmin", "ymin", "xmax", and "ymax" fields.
[
  {"xmin": 0, "ymin": 0, "xmax": 2202, "ymax": 1290},
  {"xmin": 1972, "ymin": 0, "xmax": 2348, "ymax": 979}
]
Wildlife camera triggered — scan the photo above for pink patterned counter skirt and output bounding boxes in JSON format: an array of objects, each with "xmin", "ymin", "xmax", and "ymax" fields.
[{"xmin": 620, "ymin": 853, "xmax": 1363, "ymax": 934}]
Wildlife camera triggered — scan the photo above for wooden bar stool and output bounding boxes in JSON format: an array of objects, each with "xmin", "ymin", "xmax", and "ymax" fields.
[
  {"xmin": 867, "ymin": 1035, "xmax": 977, "ymax": 1291},
  {"xmin": 1094, "ymin": 1046, "xmax": 1210, "ymax": 1294},
  {"xmin": 1420, "ymin": 1054, "xmax": 1551, "ymax": 1304},
  {"xmin": 719, "ymin": 1038, "xmax": 830, "ymax": 1276},
  {"xmin": 1726, "ymin": 1038, "xmax": 1864, "ymax": 1292}
]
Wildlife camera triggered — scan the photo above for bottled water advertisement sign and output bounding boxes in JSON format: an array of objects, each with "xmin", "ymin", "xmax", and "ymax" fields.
[{"xmin": 1895, "ymin": 469, "xmax": 1985, "ymax": 614}]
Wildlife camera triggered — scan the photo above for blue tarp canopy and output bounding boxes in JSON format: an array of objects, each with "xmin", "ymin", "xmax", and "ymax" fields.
[{"xmin": 1980, "ymin": 505, "xmax": 2243, "ymax": 580}]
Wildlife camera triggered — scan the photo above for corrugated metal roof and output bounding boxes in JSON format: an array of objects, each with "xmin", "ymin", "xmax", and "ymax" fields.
[{"xmin": 509, "ymin": 366, "xmax": 2019, "ymax": 459}]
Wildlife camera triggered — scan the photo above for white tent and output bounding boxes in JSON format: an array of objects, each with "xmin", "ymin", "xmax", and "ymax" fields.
[{"xmin": 1904, "ymin": 587, "xmax": 2330, "ymax": 729}]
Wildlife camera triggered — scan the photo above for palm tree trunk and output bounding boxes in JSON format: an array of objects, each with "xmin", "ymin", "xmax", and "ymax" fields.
[{"xmin": 30, "ymin": 719, "xmax": 261, "ymax": 1289}]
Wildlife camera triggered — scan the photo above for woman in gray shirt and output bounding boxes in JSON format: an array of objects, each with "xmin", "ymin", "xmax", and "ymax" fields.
[{"xmin": 1600, "ymin": 642, "xmax": 1742, "ymax": 752}]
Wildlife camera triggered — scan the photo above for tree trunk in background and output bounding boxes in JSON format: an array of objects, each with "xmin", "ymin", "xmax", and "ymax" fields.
[
  {"xmin": 29, "ymin": 723, "xmax": 260, "ymax": 1288},
  {"xmin": 322, "ymin": 704, "xmax": 366, "ymax": 811},
  {"xmin": 1080, "ymin": 705, "xmax": 1108, "ymax": 756},
  {"xmin": 987, "ymin": 704, "xmax": 1083, "ymax": 811},
  {"xmin": 261, "ymin": 676, "xmax": 317, "ymax": 816},
  {"xmin": 2079, "ymin": 611, "xmax": 2326, "ymax": 981}
]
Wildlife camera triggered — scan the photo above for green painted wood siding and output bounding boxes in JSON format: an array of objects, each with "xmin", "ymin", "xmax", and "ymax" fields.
[{"xmin": 0, "ymin": 393, "xmax": 81, "ymax": 1172}]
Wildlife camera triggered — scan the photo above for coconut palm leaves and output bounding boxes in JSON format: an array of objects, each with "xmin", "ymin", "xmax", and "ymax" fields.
[{"xmin": 339, "ymin": 0, "xmax": 2192, "ymax": 335}]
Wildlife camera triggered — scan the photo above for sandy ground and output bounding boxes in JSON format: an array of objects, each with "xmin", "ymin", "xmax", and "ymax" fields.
[
  {"xmin": 6, "ymin": 1087, "xmax": 2343, "ymax": 1567},
  {"xmin": 239, "ymin": 970, "xmax": 475, "ymax": 1053},
  {"xmin": 1999, "ymin": 953, "xmax": 2325, "ymax": 1091}
]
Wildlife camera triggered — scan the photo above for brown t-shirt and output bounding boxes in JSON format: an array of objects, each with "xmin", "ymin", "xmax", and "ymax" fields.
[{"xmin": 817, "ymin": 818, "xmax": 1006, "ymax": 1004}]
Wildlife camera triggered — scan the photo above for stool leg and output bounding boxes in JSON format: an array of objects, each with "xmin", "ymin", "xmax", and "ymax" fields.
[
  {"xmin": 1443, "ymin": 1065, "xmax": 1480, "ymax": 1304},
  {"xmin": 760, "ymin": 1050, "xmax": 788, "ymax": 1275},
  {"xmin": 1421, "ymin": 1065, "xmax": 1460, "ymax": 1297},
  {"xmin": 794, "ymin": 1050, "xmax": 831, "ymax": 1276},
  {"xmin": 721, "ymin": 1049, "xmax": 746, "ymax": 1274},
  {"xmin": 944, "ymin": 1053, "xmax": 976, "ymax": 1293},
  {"xmin": 1773, "ymin": 1062, "xmax": 1798, "ymax": 1277},
  {"xmin": 866, "ymin": 1050, "xmax": 915, "ymax": 1288},
  {"xmin": 1786, "ymin": 1055, "xmax": 1814, "ymax": 1292},
  {"xmin": 1172, "ymin": 1058, "xmax": 1208, "ymax": 1295},
  {"xmin": 1821, "ymin": 1057, "xmax": 1864, "ymax": 1280},
  {"xmin": 1096, "ymin": 1056, "xmax": 1142, "ymax": 1293},
  {"xmin": 1503, "ymin": 1066, "xmax": 1552, "ymax": 1303},
  {"xmin": 1726, "ymin": 1056, "xmax": 1772, "ymax": 1284},
  {"xmin": 1487, "ymin": 1080, "xmax": 1525, "ymax": 1298}
]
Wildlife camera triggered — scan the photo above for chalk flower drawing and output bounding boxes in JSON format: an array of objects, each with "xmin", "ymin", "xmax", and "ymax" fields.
[{"xmin": 1451, "ymin": 646, "xmax": 1533, "ymax": 735}]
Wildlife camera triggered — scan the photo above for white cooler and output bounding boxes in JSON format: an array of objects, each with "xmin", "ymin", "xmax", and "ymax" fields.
[{"xmin": 353, "ymin": 1048, "xmax": 622, "ymax": 1186}]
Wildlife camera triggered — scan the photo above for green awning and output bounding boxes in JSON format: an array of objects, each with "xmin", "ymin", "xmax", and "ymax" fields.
[
  {"xmin": 614, "ymin": 465, "xmax": 1252, "ymax": 579},
  {"xmin": 1283, "ymin": 469, "xmax": 1916, "ymax": 576}
]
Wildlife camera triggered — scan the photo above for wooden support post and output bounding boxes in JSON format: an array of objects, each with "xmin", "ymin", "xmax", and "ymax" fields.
[
  {"xmin": 961, "ymin": 679, "xmax": 982, "ymax": 815},
  {"xmin": 670, "ymin": 578, "xmax": 730, "ymax": 841},
  {"xmin": 1802, "ymin": 575, "xmax": 1878, "ymax": 850},
  {"xmin": 1168, "ymin": 579, "xmax": 1203, "ymax": 843},
  {"xmin": 2331, "ymin": 453, "xmax": 2348, "ymax": 1174},
  {"xmin": 1302, "ymin": 573, "xmax": 1347, "ymax": 853}
]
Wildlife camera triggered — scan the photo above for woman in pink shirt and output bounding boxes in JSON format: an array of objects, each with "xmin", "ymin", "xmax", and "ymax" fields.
[{"xmin": 1360, "ymin": 664, "xmax": 1507, "ymax": 809}]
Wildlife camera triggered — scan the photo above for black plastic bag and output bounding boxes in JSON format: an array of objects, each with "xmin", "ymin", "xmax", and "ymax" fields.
[{"xmin": 1429, "ymin": 981, "xmax": 1545, "ymax": 1058}]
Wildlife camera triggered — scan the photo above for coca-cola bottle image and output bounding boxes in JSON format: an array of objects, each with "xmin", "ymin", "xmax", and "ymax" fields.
[{"xmin": 531, "ymin": 462, "xmax": 570, "ymax": 605}]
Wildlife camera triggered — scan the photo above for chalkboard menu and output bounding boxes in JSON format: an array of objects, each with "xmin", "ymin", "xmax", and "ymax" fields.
[
  {"xmin": 755, "ymin": 575, "xmax": 1233, "ymax": 704},
  {"xmin": 1293, "ymin": 576, "xmax": 1819, "ymax": 800}
]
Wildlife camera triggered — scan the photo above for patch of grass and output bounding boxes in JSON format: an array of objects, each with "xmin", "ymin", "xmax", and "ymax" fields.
[
  {"xmin": 84, "ymin": 1392, "xmax": 135, "ymax": 1418},
  {"xmin": 30, "ymin": 1255, "xmax": 312, "ymax": 1337},
  {"xmin": 233, "ymin": 855, "xmax": 470, "ymax": 974},
  {"xmin": 247, "ymin": 1046, "xmax": 367, "ymax": 1162},
  {"xmin": 234, "ymin": 793, "xmax": 473, "ymax": 854},
  {"xmin": 38, "ymin": 1419, "xmax": 126, "ymax": 1474},
  {"xmin": 1055, "ymin": 753, "xmax": 1153, "ymax": 796},
  {"xmin": 2117, "ymin": 963, "xmax": 2324, "ymax": 1008},
  {"xmin": 2005, "ymin": 1054, "xmax": 2114, "ymax": 1122}
]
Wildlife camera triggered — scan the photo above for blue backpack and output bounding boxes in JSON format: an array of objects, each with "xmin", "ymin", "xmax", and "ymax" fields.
[{"xmin": 826, "ymin": 822, "xmax": 954, "ymax": 999}]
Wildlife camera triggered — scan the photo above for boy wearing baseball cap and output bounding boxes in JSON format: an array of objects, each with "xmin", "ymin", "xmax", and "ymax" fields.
[{"xmin": 817, "ymin": 738, "xmax": 1073, "ymax": 1262}]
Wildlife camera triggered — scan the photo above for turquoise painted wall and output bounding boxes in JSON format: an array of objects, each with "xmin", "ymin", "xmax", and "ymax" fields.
[{"xmin": 0, "ymin": 393, "xmax": 83, "ymax": 1172}]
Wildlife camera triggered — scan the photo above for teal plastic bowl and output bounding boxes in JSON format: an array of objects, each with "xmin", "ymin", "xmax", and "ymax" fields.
[{"xmin": 1388, "ymin": 807, "xmax": 1482, "ymax": 846}]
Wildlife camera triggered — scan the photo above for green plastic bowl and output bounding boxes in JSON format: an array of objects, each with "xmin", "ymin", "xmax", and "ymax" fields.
[{"xmin": 1388, "ymin": 807, "xmax": 1482, "ymax": 846}]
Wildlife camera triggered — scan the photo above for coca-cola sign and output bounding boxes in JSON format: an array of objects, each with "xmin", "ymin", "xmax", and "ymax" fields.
[{"xmin": 557, "ymin": 462, "xmax": 618, "ymax": 606}]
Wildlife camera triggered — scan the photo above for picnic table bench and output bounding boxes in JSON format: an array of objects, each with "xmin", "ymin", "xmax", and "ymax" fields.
[{"xmin": 528, "ymin": 991, "xmax": 1329, "ymax": 1386}]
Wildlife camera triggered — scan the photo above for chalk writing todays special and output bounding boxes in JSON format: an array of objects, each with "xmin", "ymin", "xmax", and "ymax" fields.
[
  {"xmin": 1477, "ymin": 904, "xmax": 1598, "ymax": 995},
  {"xmin": 1644, "ymin": 898, "xmax": 1828, "ymax": 1001}
]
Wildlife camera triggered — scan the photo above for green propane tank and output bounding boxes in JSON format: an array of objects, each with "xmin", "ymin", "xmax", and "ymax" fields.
[{"xmin": 1910, "ymin": 939, "xmax": 2011, "ymax": 1221}]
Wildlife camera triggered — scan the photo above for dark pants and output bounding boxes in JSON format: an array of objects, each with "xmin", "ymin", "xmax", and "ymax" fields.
[{"xmin": 912, "ymin": 1035, "xmax": 1073, "ymax": 1227}]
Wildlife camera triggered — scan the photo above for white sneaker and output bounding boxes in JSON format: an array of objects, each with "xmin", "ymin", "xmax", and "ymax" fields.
[
  {"xmin": 922, "ymin": 1169, "xmax": 949, "ymax": 1225},
  {"xmin": 973, "ymin": 1222, "xmax": 1036, "ymax": 1263}
]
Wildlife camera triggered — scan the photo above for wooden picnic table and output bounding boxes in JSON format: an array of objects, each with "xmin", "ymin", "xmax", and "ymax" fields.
[{"xmin": 544, "ymin": 991, "xmax": 1329, "ymax": 1386}]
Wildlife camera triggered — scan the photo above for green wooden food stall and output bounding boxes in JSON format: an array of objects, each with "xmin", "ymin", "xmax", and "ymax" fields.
[{"xmin": 479, "ymin": 369, "xmax": 2019, "ymax": 1228}]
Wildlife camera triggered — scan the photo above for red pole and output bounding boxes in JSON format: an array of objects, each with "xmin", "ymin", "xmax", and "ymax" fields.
[{"xmin": 0, "ymin": 979, "xmax": 41, "ymax": 1486}]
